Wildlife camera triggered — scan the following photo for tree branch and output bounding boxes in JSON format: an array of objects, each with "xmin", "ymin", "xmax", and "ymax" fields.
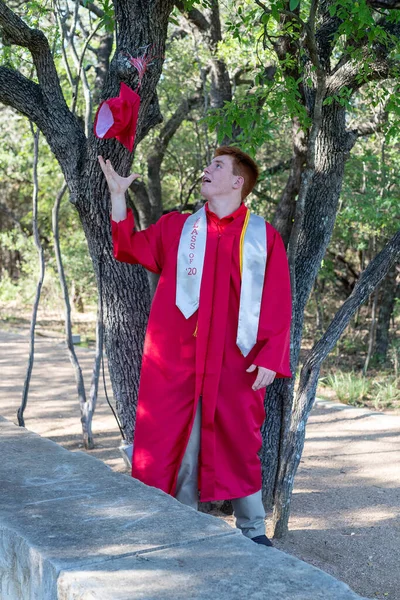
[
  {"xmin": 175, "ymin": 1, "xmax": 210, "ymax": 32},
  {"xmin": 350, "ymin": 107, "xmax": 389, "ymax": 137},
  {"xmin": 272, "ymin": 227, "xmax": 400, "ymax": 538},
  {"xmin": 0, "ymin": 2, "xmax": 86, "ymax": 195},
  {"xmin": 307, "ymin": 230, "xmax": 400, "ymax": 370},
  {"xmin": 131, "ymin": 90, "xmax": 203, "ymax": 228},
  {"xmin": 329, "ymin": 14, "xmax": 400, "ymax": 92},
  {"xmin": 264, "ymin": 158, "xmax": 292, "ymax": 176},
  {"xmin": 0, "ymin": 67, "xmax": 45, "ymax": 123},
  {"xmin": 255, "ymin": 0, "xmax": 305, "ymax": 29},
  {"xmin": 367, "ymin": 0, "xmax": 400, "ymax": 8},
  {"xmin": 158, "ymin": 92, "xmax": 202, "ymax": 148},
  {"xmin": 328, "ymin": 56, "xmax": 395, "ymax": 93},
  {"xmin": 315, "ymin": 4, "xmax": 343, "ymax": 72},
  {"xmin": 0, "ymin": 0, "xmax": 67, "ymax": 108},
  {"xmin": 80, "ymin": 0, "xmax": 104, "ymax": 18}
]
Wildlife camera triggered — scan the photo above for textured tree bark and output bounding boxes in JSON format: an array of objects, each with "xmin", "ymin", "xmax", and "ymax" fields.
[
  {"xmin": 73, "ymin": 0, "xmax": 175, "ymax": 440},
  {"xmin": 265, "ymin": 0, "xmax": 400, "ymax": 527},
  {"xmin": 261, "ymin": 378, "xmax": 292, "ymax": 509},
  {"xmin": 267, "ymin": 102, "xmax": 358, "ymax": 536},
  {"xmin": 93, "ymin": 33, "xmax": 113, "ymax": 105},
  {"xmin": 0, "ymin": 0, "xmax": 175, "ymax": 442},
  {"xmin": 272, "ymin": 229, "xmax": 400, "ymax": 537},
  {"xmin": 257, "ymin": 0, "xmax": 381, "ymax": 532}
]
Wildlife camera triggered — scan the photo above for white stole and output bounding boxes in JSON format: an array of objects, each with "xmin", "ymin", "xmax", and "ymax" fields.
[{"xmin": 176, "ymin": 206, "xmax": 267, "ymax": 357}]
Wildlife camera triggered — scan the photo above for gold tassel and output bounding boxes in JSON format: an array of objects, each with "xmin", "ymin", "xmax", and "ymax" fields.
[{"xmin": 239, "ymin": 209, "xmax": 250, "ymax": 277}]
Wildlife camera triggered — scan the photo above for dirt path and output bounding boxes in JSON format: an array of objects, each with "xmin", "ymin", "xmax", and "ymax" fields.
[{"xmin": 1, "ymin": 328, "xmax": 399, "ymax": 600}]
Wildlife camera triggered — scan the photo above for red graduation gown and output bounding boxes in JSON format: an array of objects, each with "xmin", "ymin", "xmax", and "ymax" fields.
[{"xmin": 111, "ymin": 202, "xmax": 291, "ymax": 502}]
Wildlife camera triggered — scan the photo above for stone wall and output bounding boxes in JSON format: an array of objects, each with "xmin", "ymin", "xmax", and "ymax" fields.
[{"xmin": 0, "ymin": 417, "xmax": 369, "ymax": 599}]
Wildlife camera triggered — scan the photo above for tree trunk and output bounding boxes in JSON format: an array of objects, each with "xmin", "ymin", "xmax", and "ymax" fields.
[
  {"xmin": 77, "ymin": 150, "xmax": 152, "ymax": 443},
  {"xmin": 374, "ymin": 263, "xmax": 399, "ymax": 362},
  {"xmin": 261, "ymin": 378, "xmax": 292, "ymax": 509},
  {"xmin": 363, "ymin": 286, "xmax": 379, "ymax": 375},
  {"xmin": 0, "ymin": 0, "xmax": 175, "ymax": 441},
  {"xmin": 262, "ymin": 101, "xmax": 358, "ymax": 534},
  {"xmin": 272, "ymin": 229, "xmax": 400, "ymax": 537},
  {"xmin": 72, "ymin": 0, "xmax": 175, "ymax": 441}
]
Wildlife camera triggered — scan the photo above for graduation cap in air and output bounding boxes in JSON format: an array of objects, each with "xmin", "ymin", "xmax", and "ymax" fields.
[
  {"xmin": 93, "ymin": 45, "xmax": 160, "ymax": 152},
  {"xmin": 94, "ymin": 82, "xmax": 140, "ymax": 152}
]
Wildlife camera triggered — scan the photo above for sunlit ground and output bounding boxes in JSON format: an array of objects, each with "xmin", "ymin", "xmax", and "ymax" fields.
[{"xmin": 1, "ymin": 327, "xmax": 399, "ymax": 600}]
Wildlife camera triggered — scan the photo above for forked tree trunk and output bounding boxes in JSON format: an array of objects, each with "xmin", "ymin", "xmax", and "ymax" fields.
[
  {"xmin": 263, "ymin": 101, "xmax": 358, "ymax": 534},
  {"xmin": 272, "ymin": 229, "xmax": 400, "ymax": 537},
  {"xmin": 0, "ymin": 0, "xmax": 175, "ymax": 442}
]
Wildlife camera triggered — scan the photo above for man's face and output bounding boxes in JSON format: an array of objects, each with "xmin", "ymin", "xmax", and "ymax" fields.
[{"xmin": 201, "ymin": 155, "xmax": 241, "ymax": 200}]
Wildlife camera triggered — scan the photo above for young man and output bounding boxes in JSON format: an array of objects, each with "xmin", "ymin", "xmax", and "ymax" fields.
[{"xmin": 99, "ymin": 147, "xmax": 292, "ymax": 546}]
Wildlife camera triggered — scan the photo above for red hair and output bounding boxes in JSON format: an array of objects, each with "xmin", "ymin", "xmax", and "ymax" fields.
[{"xmin": 214, "ymin": 146, "xmax": 259, "ymax": 199}]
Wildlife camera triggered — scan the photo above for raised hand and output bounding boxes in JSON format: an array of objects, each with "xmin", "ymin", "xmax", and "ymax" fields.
[{"xmin": 98, "ymin": 155, "xmax": 141, "ymax": 196}]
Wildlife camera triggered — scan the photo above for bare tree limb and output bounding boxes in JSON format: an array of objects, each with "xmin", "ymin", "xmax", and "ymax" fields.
[
  {"xmin": 52, "ymin": 183, "xmax": 96, "ymax": 448},
  {"xmin": 54, "ymin": 7, "xmax": 75, "ymax": 87},
  {"xmin": 272, "ymin": 227, "xmax": 400, "ymax": 537},
  {"xmin": 264, "ymin": 158, "xmax": 292, "ymax": 176},
  {"xmin": 86, "ymin": 298, "xmax": 103, "ymax": 447},
  {"xmin": 178, "ymin": 0, "xmax": 232, "ymax": 112},
  {"xmin": 70, "ymin": 21, "xmax": 100, "ymax": 134},
  {"xmin": 0, "ymin": 3, "xmax": 86, "ymax": 194},
  {"xmin": 350, "ymin": 107, "xmax": 389, "ymax": 137},
  {"xmin": 131, "ymin": 91, "xmax": 203, "ymax": 228},
  {"xmin": 18, "ymin": 125, "xmax": 44, "ymax": 427}
]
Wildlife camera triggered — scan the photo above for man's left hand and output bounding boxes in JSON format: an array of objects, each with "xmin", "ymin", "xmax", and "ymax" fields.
[{"xmin": 246, "ymin": 365, "xmax": 276, "ymax": 391}]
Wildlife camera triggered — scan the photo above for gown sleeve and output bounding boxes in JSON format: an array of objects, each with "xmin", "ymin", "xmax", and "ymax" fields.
[
  {"xmin": 111, "ymin": 209, "xmax": 177, "ymax": 274},
  {"xmin": 253, "ymin": 225, "xmax": 292, "ymax": 378}
]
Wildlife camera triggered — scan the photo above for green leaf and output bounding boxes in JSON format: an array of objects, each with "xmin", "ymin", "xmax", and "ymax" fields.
[
  {"xmin": 289, "ymin": 0, "xmax": 300, "ymax": 10},
  {"xmin": 261, "ymin": 12, "xmax": 270, "ymax": 25}
]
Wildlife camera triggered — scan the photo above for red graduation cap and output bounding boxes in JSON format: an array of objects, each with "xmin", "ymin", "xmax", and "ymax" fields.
[{"xmin": 94, "ymin": 82, "xmax": 140, "ymax": 152}]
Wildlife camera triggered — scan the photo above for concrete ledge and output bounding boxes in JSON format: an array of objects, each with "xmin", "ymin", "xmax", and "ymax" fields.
[{"xmin": 0, "ymin": 416, "xmax": 369, "ymax": 599}]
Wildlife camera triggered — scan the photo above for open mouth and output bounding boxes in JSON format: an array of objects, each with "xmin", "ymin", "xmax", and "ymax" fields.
[{"xmin": 202, "ymin": 177, "xmax": 211, "ymax": 183}]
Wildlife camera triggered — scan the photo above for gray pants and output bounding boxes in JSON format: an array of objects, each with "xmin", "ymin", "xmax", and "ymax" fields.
[{"xmin": 175, "ymin": 399, "xmax": 265, "ymax": 539}]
